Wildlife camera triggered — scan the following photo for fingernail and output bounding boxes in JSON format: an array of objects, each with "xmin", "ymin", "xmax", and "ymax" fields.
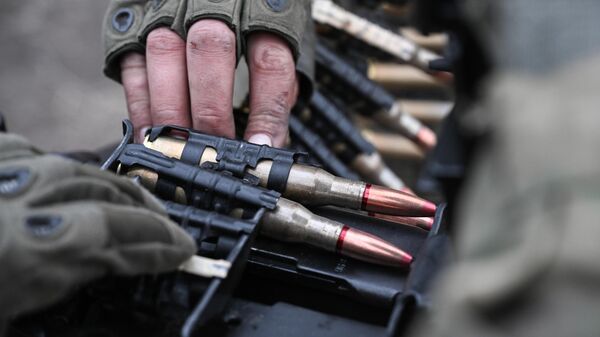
[
  {"xmin": 248, "ymin": 134, "xmax": 272, "ymax": 147},
  {"xmin": 137, "ymin": 127, "xmax": 150, "ymax": 143}
]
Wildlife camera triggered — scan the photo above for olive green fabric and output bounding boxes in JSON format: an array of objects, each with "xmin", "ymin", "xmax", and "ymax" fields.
[
  {"xmin": 240, "ymin": 0, "xmax": 310, "ymax": 60},
  {"xmin": 295, "ymin": 13, "xmax": 315, "ymax": 103},
  {"xmin": 413, "ymin": 59, "xmax": 600, "ymax": 337},
  {"xmin": 411, "ymin": 1, "xmax": 600, "ymax": 336},
  {"xmin": 0, "ymin": 133, "xmax": 196, "ymax": 322},
  {"xmin": 103, "ymin": 0, "xmax": 313, "ymax": 84},
  {"xmin": 103, "ymin": 0, "xmax": 148, "ymax": 83}
]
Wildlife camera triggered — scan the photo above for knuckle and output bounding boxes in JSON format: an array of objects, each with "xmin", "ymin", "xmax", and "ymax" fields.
[
  {"xmin": 146, "ymin": 28, "xmax": 185, "ymax": 56},
  {"xmin": 192, "ymin": 103, "xmax": 227, "ymax": 127},
  {"xmin": 152, "ymin": 104, "xmax": 185, "ymax": 122},
  {"xmin": 127, "ymin": 97, "xmax": 150, "ymax": 120},
  {"xmin": 250, "ymin": 39, "xmax": 294, "ymax": 74},
  {"xmin": 192, "ymin": 104, "xmax": 229, "ymax": 130},
  {"xmin": 248, "ymin": 102, "xmax": 289, "ymax": 138},
  {"xmin": 120, "ymin": 53, "xmax": 146, "ymax": 71},
  {"xmin": 187, "ymin": 20, "xmax": 236, "ymax": 56},
  {"xmin": 123, "ymin": 73, "xmax": 148, "ymax": 94}
]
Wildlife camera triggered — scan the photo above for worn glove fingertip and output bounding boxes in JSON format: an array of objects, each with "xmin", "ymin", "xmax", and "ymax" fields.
[{"xmin": 171, "ymin": 225, "xmax": 197, "ymax": 257}]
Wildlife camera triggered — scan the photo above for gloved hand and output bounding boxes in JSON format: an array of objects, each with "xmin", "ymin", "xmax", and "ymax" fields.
[
  {"xmin": 0, "ymin": 133, "xmax": 196, "ymax": 320},
  {"xmin": 103, "ymin": 0, "xmax": 314, "ymax": 146}
]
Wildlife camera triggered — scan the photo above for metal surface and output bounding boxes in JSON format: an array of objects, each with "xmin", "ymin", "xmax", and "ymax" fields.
[
  {"xmin": 367, "ymin": 63, "xmax": 447, "ymax": 89},
  {"xmin": 402, "ymin": 100, "xmax": 453, "ymax": 124},
  {"xmin": 362, "ymin": 184, "xmax": 437, "ymax": 217},
  {"xmin": 144, "ymin": 135, "xmax": 366, "ymax": 211},
  {"xmin": 369, "ymin": 214, "xmax": 434, "ymax": 231},
  {"xmin": 373, "ymin": 102, "xmax": 437, "ymax": 151},
  {"xmin": 312, "ymin": 0, "xmax": 440, "ymax": 71},
  {"xmin": 124, "ymin": 165, "xmax": 411, "ymax": 268},
  {"xmin": 339, "ymin": 227, "xmax": 412, "ymax": 267},
  {"xmin": 283, "ymin": 164, "xmax": 365, "ymax": 209},
  {"xmin": 361, "ymin": 130, "xmax": 424, "ymax": 160},
  {"xmin": 351, "ymin": 152, "xmax": 409, "ymax": 192},
  {"xmin": 260, "ymin": 197, "xmax": 343, "ymax": 252},
  {"xmin": 144, "ymin": 135, "xmax": 434, "ymax": 217}
]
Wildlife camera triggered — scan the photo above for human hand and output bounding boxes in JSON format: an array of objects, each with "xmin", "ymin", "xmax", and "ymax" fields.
[
  {"xmin": 0, "ymin": 133, "xmax": 195, "ymax": 318},
  {"xmin": 104, "ymin": 1, "xmax": 312, "ymax": 146}
]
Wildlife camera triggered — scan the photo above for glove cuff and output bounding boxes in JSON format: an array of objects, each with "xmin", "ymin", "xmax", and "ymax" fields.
[
  {"xmin": 295, "ymin": 14, "xmax": 315, "ymax": 104},
  {"xmin": 103, "ymin": 1, "xmax": 147, "ymax": 83},
  {"xmin": 103, "ymin": 0, "xmax": 312, "ymax": 83}
]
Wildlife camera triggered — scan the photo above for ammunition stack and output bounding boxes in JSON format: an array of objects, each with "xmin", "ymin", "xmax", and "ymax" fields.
[{"xmin": 10, "ymin": 2, "xmax": 455, "ymax": 337}]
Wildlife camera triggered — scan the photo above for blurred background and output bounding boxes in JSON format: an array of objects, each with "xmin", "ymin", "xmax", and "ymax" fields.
[
  {"xmin": 0, "ymin": 0, "xmax": 126, "ymax": 152},
  {"xmin": 0, "ymin": 0, "xmax": 252, "ymax": 153}
]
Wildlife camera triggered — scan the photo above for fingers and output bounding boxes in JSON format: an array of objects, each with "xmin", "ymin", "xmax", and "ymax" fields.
[
  {"xmin": 187, "ymin": 20, "xmax": 237, "ymax": 138},
  {"xmin": 146, "ymin": 27, "xmax": 191, "ymax": 128},
  {"xmin": 100, "ymin": 203, "xmax": 196, "ymax": 274},
  {"xmin": 30, "ymin": 202, "xmax": 196, "ymax": 275},
  {"xmin": 120, "ymin": 53, "xmax": 152, "ymax": 143},
  {"xmin": 126, "ymin": 26, "xmax": 297, "ymax": 146},
  {"xmin": 75, "ymin": 164, "xmax": 164, "ymax": 212},
  {"xmin": 26, "ymin": 176, "xmax": 141, "ymax": 208},
  {"xmin": 246, "ymin": 33, "xmax": 297, "ymax": 147}
]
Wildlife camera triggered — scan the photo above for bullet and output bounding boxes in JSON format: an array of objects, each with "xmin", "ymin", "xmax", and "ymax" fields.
[
  {"xmin": 261, "ymin": 198, "xmax": 412, "ymax": 268},
  {"xmin": 399, "ymin": 27, "xmax": 448, "ymax": 52},
  {"xmin": 367, "ymin": 62, "xmax": 449, "ymax": 90},
  {"xmin": 125, "ymin": 166, "xmax": 412, "ymax": 268},
  {"xmin": 360, "ymin": 183, "xmax": 436, "ymax": 216},
  {"xmin": 312, "ymin": 0, "xmax": 442, "ymax": 74},
  {"xmin": 402, "ymin": 100, "xmax": 453, "ymax": 124},
  {"xmin": 143, "ymin": 135, "xmax": 436, "ymax": 217},
  {"xmin": 336, "ymin": 225, "xmax": 413, "ymax": 267},
  {"xmin": 371, "ymin": 101, "xmax": 437, "ymax": 151},
  {"xmin": 307, "ymin": 90, "xmax": 421, "ymax": 187},
  {"xmin": 315, "ymin": 45, "xmax": 438, "ymax": 152},
  {"xmin": 361, "ymin": 129, "xmax": 425, "ymax": 160},
  {"xmin": 288, "ymin": 114, "xmax": 361, "ymax": 180},
  {"xmin": 350, "ymin": 151, "xmax": 414, "ymax": 194},
  {"xmin": 368, "ymin": 213, "xmax": 434, "ymax": 231}
]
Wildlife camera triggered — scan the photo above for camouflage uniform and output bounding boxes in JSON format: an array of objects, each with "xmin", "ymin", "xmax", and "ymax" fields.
[{"xmin": 414, "ymin": 1, "xmax": 600, "ymax": 336}]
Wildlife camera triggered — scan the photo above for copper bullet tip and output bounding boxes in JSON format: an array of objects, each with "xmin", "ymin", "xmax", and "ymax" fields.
[
  {"xmin": 369, "ymin": 213, "xmax": 434, "ymax": 231},
  {"xmin": 415, "ymin": 127, "xmax": 437, "ymax": 151},
  {"xmin": 421, "ymin": 200, "xmax": 437, "ymax": 216},
  {"xmin": 362, "ymin": 184, "xmax": 437, "ymax": 217},
  {"xmin": 431, "ymin": 70, "xmax": 454, "ymax": 85},
  {"xmin": 400, "ymin": 186, "xmax": 416, "ymax": 195},
  {"xmin": 337, "ymin": 226, "xmax": 412, "ymax": 267}
]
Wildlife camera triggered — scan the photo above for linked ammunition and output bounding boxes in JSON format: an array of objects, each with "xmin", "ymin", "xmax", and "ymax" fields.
[
  {"xmin": 260, "ymin": 198, "xmax": 413, "ymax": 267},
  {"xmin": 350, "ymin": 151, "xmax": 409, "ymax": 193},
  {"xmin": 312, "ymin": 0, "xmax": 441, "ymax": 73},
  {"xmin": 288, "ymin": 114, "xmax": 361, "ymax": 181},
  {"xmin": 315, "ymin": 43, "xmax": 438, "ymax": 151},
  {"xmin": 307, "ymin": 90, "xmax": 419, "ymax": 192},
  {"xmin": 143, "ymin": 132, "xmax": 436, "ymax": 217},
  {"xmin": 123, "ymin": 164, "xmax": 413, "ymax": 268}
]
